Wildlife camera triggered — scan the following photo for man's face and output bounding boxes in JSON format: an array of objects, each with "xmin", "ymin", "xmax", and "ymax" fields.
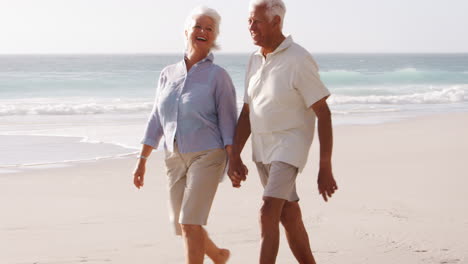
[{"xmin": 248, "ymin": 5, "xmax": 275, "ymax": 47}]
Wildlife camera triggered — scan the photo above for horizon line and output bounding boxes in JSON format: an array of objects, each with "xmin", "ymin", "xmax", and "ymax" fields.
[{"xmin": 1, "ymin": 51, "xmax": 468, "ymax": 56}]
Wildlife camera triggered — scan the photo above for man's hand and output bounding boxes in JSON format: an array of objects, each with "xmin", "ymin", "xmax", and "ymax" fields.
[
  {"xmin": 228, "ymin": 156, "xmax": 248, "ymax": 188},
  {"xmin": 317, "ymin": 164, "xmax": 338, "ymax": 202},
  {"xmin": 311, "ymin": 97, "xmax": 337, "ymax": 201}
]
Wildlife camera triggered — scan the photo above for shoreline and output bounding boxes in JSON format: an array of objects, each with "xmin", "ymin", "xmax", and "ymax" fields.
[
  {"xmin": 0, "ymin": 134, "xmax": 138, "ymax": 171},
  {"xmin": 2, "ymin": 110, "xmax": 467, "ymax": 171}
]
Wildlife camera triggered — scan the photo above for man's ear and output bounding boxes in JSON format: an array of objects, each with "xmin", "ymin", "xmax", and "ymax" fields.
[{"xmin": 272, "ymin": 15, "xmax": 282, "ymax": 29}]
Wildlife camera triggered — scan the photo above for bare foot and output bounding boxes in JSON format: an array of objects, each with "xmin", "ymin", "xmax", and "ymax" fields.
[{"xmin": 213, "ymin": 248, "xmax": 230, "ymax": 264}]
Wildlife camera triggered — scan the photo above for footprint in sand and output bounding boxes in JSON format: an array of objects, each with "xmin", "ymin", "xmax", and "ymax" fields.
[
  {"xmin": 135, "ymin": 243, "xmax": 153, "ymax": 248},
  {"xmin": 77, "ymin": 256, "xmax": 112, "ymax": 263},
  {"xmin": 440, "ymin": 259, "xmax": 460, "ymax": 264}
]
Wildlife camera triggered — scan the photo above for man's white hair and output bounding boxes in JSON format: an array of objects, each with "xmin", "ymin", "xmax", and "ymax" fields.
[
  {"xmin": 249, "ymin": 0, "xmax": 286, "ymax": 29},
  {"xmin": 184, "ymin": 6, "xmax": 221, "ymax": 50}
]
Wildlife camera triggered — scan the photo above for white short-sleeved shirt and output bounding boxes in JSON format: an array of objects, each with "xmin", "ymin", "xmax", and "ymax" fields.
[{"xmin": 244, "ymin": 36, "xmax": 330, "ymax": 172}]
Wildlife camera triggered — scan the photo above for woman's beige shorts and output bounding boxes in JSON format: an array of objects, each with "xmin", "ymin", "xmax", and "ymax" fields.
[{"xmin": 164, "ymin": 145, "xmax": 226, "ymax": 236}]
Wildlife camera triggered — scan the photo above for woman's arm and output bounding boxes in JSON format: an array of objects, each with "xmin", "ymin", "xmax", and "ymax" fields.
[
  {"xmin": 133, "ymin": 71, "xmax": 166, "ymax": 189},
  {"xmin": 133, "ymin": 144, "xmax": 154, "ymax": 189},
  {"xmin": 215, "ymin": 68, "xmax": 238, "ymax": 148}
]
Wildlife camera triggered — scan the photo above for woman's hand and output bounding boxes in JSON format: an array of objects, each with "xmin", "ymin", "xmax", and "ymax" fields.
[
  {"xmin": 133, "ymin": 162, "xmax": 146, "ymax": 189},
  {"xmin": 133, "ymin": 145, "xmax": 153, "ymax": 189}
]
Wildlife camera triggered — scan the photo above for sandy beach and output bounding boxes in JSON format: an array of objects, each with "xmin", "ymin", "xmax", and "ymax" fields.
[{"xmin": 1, "ymin": 113, "xmax": 467, "ymax": 264}]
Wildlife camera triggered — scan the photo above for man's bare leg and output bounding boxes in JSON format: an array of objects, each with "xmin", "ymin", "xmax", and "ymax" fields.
[
  {"xmin": 203, "ymin": 228, "xmax": 230, "ymax": 264},
  {"xmin": 280, "ymin": 201, "xmax": 316, "ymax": 264},
  {"xmin": 259, "ymin": 197, "xmax": 286, "ymax": 264}
]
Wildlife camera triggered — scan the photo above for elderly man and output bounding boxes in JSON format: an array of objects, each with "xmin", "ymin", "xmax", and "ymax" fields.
[{"xmin": 228, "ymin": 0, "xmax": 338, "ymax": 263}]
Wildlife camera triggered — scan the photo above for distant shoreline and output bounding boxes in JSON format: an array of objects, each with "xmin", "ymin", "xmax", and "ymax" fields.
[{"xmin": 2, "ymin": 52, "xmax": 468, "ymax": 56}]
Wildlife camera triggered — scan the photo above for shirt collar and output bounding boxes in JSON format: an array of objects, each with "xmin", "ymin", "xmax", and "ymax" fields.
[
  {"xmin": 182, "ymin": 52, "xmax": 214, "ymax": 63},
  {"xmin": 205, "ymin": 52, "xmax": 214, "ymax": 62},
  {"xmin": 254, "ymin": 35, "xmax": 293, "ymax": 57},
  {"xmin": 180, "ymin": 52, "xmax": 214, "ymax": 73}
]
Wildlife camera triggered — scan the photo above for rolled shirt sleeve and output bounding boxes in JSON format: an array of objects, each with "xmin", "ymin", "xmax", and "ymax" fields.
[
  {"xmin": 215, "ymin": 68, "xmax": 237, "ymax": 146},
  {"xmin": 294, "ymin": 55, "xmax": 330, "ymax": 108},
  {"xmin": 141, "ymin": 71, "xmax": 165, "ymax": 149}
]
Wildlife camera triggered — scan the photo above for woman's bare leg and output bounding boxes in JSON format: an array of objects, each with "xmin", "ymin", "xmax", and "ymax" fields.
[
  {"xmin": 181, "ymin": 225, "xmax": 230, "ymax": 264},
  {"xmin": 203, "ymin": 228, "xmax": 230, "ymax": 264},
  {"xmin": 181, "ymin": 224, "xmax": 205, "ymax": 264}
]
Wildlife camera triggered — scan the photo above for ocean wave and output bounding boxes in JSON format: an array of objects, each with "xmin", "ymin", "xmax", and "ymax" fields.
[
  {"xmin": 332, "ymin": 108, "xmax": 401, "ymax": 115},
  {"xmin": 0, "ymin": 99, "xmax": 153, "ymax": 116},
  {"xmin": 329, "ymin": 86, "xmax": 467, "ymax": 105},
  {"xmin": 396, "ymin": 67, "xmax": 419, "ymax": 72},
  {"xmin": 320, "ymin": 68, "xmax": 468, "ymax": 86}
]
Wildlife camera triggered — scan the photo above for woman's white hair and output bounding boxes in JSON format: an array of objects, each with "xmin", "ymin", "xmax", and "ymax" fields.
[
  {"xmin": 249, "ymin": 0, "xmax": 286, "ymax": 29},
  {"xmin": 184, "ymin": 6, "xmax": 221, "ymax": 50}
]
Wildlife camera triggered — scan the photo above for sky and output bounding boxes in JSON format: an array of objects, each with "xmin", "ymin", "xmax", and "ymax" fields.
[{"xmin": 1, "ymin": 0, "xmax": 467, "ymax": 54}]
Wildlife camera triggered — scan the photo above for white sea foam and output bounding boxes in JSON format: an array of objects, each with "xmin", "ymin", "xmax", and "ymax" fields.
[
  {"xmin": 329, "ymin": 86, "xmax": 467, "ymax": 105},
  {"xmin": 323, "ymin": 67, "xmax": 420, "ymax": 74},
  {"xmin": 321, "ymin": 68, "xmax": 421, "ymax": 76},
  {"xmin": 332, "ymin": 108, "xmax": 401, "ymax": 115},
  {"xmin": 0, "ymin": 98, "xmax": 153, "ymax": 116},
  {"xmin": 396, "ymin": 67, "xmax": 419, "ymax": 72}
]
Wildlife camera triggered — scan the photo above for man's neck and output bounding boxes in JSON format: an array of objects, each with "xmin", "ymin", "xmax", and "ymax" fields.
[{"xmin": 261, "ymin": 33, "xmax": 286, "ymax": 57}]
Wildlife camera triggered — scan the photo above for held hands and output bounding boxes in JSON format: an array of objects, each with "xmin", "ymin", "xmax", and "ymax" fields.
[
  {"xmin": 317, "ymin": 164, "xmax": 338, "ymax": 202},
  {"xmin": 133, "ymin": 162, "xmax": 146, "ymax": 189},
  {"xmin": 228, "ymin": 156, "xmax": 248, "ymax": 188}
]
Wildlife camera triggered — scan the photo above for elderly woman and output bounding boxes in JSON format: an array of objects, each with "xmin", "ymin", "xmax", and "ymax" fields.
[{"xmin": 133, "ymin": 6, "xmax": 236, "ymax": 264}]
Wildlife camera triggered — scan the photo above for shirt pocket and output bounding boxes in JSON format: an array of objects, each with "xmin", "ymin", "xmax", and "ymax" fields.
[{"xmin": 181, "ymin": 82, "xmax": 215, "ymax": 113}]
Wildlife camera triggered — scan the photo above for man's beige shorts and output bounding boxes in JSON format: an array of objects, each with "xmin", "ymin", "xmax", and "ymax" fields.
[
  {"xmin": 164, "ymin": 145, "xmax": 226, "ymax": 236},
  {"xmin": 256, "ymin": 161, "xmax": 300, "ymax": 202}
]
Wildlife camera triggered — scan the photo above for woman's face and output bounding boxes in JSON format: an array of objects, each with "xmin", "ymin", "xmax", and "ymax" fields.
[{"xmin": 186, "ymin": 15, "xmax": 216, "ymax": 53}]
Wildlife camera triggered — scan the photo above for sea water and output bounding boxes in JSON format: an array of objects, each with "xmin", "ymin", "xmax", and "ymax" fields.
[{"xmin": 1, "ymin": 53, "xmax": 467, "ymax": 168}]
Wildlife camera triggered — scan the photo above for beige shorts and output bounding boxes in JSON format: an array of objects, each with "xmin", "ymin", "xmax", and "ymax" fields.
[
  {"xmin": 256, "ymin": 161, "xmax": 300, "ymax": 202},
  {"xmin": 164, "ymin": 145, "xmax": 226, "ymax": 236}
]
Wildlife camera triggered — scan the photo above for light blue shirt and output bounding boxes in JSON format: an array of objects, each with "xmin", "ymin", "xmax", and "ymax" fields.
[{"xmin": 142, "ymin": 53, "xmax": 237, "ymax": 153}]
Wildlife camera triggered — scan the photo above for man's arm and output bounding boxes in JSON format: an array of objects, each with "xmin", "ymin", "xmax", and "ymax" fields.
[
  {"xmin": 311, "ymin": 97, "xmax": 338, "ymax": 201},
  {"xmin": 227, "ymin": 103, "xmax": 251, "ymax": 187}
]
